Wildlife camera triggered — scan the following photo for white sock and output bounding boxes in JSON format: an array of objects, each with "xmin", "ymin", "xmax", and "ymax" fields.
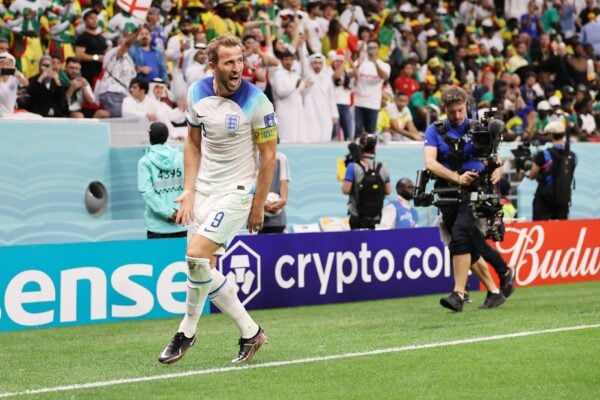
[
  {"xmin": 178, "ymin": 257, "xmax": 212, "ymax": 338},
  {"xmin": 209, "ymin": 268, "xmax": 259, "ymax": 339}
]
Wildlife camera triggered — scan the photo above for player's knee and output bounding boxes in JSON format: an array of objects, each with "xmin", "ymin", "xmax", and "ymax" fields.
[{"xmin": 186, "ymin": 256, "xmax": 212, "ymax": 288}]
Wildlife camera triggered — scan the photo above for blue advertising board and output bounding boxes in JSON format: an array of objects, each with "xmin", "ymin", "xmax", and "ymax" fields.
[
  {"xmin": 0, "ymin": 228, "xmax": 476, "ymax": 332},
  {"xmin": 217, "ymin": 227, "xmax": 476, "ymax": 310}
]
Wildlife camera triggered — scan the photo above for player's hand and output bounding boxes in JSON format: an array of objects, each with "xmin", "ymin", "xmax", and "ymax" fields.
[
  {"xmin": 174, "ymin": 190, "xmax": 194, "ymax": 225},
  {"xmin": 248, "ymin": 203, "xmax": 265, "ymax": 233}
]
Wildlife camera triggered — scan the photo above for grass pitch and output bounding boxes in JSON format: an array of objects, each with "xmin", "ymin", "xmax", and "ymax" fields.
[{"xmin": 1, "ymin": 281, "xmax": 599, "ymax": 399}]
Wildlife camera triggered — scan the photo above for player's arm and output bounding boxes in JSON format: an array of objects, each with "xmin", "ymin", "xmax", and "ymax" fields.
[
  {"xmin": 175, "ymin": 125, "xmax": 201, "ymax": 225},
  {"xmin": 249, "ymin": 136, "xmax": 277, "ymax": 233}
]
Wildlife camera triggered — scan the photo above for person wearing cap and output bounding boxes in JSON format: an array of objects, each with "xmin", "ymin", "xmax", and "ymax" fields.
[
  {"xmin": 75, "ymin": 8, "xmax": 109, "ymax": 86},
  {"xmin": 137, "ymin": 121, "xmax": 187, "ymax": 239},
  {"xmin": 0, "ymin": 52, "xmax": 29, "ymax": 117},
  {"xmin": 303, "ymin": 52, "xmax": 339, "ymax": 142},
  {"xmin": 158, "ymin": 35, "xmax": 274, "ymax": 366},
  {"xmin": 353, "ymin": 39, "xmax": 391, "ymax": 137},
  {"xmin": 525, "ymin": 120, "xmax": 577, "ymax": 220},
  {"xmin": 165, "ymin": 16, "xmax": 195, "ymax": 101}
]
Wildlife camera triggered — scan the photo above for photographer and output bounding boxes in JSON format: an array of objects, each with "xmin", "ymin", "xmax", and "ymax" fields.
[
  {"xmin": 525, "ymin": 120, "xmax": 577, "ymax": 220},
  {"xmin": 26, "ymin": 56, "xmax": 68, "ymax": 118},
  {"xmin": 423, "ymin": 87, "xmax": 512, "ymax": 312},
  {"xmin": 342, "ymin": 134, "xmax": 392, "ymax": 229}
]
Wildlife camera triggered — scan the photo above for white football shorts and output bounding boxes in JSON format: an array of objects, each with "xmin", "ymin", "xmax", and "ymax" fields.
[{"xmin": 189, "ymin": 189, "xmax": 253, "ymax": 249}]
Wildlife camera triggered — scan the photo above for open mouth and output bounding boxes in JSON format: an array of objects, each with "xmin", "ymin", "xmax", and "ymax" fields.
[{"xmin": 229, "ymin": 75, "xmax": 240, "ymax": 85}]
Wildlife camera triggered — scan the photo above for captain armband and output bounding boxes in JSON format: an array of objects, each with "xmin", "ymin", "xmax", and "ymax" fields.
[{"xmin": 255, "ymin": 126, "xmax": 278, "ymax": 144}]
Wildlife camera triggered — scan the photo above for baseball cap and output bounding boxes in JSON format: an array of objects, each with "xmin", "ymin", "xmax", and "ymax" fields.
[
  {"xmin": 537, "ymin": 100, "xmax": 551, "ymax": 111},
  {"xmin": 149, "ymin": 122, "xmax": 169, "ymax": 145},
  {"xmin": 549, "ymin": 96, "xmax": 561, "ymax": 106}
]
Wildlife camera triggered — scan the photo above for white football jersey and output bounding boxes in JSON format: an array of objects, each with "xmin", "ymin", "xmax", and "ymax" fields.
[{"xmin": 187, "ymin": 77, "xmax": 277, "ymax": 195}]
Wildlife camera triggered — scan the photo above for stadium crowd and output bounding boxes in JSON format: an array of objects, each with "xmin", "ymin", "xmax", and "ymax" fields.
[{"xmin": 1, "ymin": 0, "xmax": 600, "ymax": 143}]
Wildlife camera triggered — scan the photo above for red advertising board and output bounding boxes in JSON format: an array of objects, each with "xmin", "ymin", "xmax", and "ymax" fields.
[{"xmin": 488, "ymin": 219, "xmax": 600, "ymax": 288}]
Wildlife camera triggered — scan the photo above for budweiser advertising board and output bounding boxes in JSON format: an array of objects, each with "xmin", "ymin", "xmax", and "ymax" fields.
[{"xmin": 490, "ymin": 219, "xmax": 600, "ymax": 287}]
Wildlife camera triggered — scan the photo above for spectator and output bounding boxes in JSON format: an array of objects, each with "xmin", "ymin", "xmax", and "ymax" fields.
[
  {"xmin": 0, "ymin": 52, "xmax": 29, "ymax": 117},
  {"xmin": 304, "ymin": 1, "xmax": 327, "ymax": 56},
  {"xmin": 353, "ymin": 39, "xmax": 390, "ymax": 137},
  {"xmin": 75, "ymin": 9, "xmax": 108, "ymax": 86},
  {"xmin": 270, "ymin": 49, "xmax": 307, "ymax": 143},
  {"xmin": 260, "ymin": 148, "xmax": 291, "ymax": 234},
  {"xmin": 205, "ymin": 0, "xmax": 236, "ymax": 42},
  {"xmin": 94, "ymin": 29, "xmax": 139, "ymax": 117},
  {"xmin": 148, "ymin": 77, "xmax": 186, "ymax": 130},
  {"xmin": 121, "ymin": 77, "xmax": 163, "ymax": 124},
  {"xmin": 165, "ymin": 16, "xmax": 195, "ymax": 101},
  {"xmin": 137, "ymin": 121, "xmax": 186, "ymax": 239},
  {"xmin": 303, "ymin": 53, "xmax": 338, "ymax": 142},
  {"xmin": 26, "ymin": 55, "xmax": 68, "ymax": 117},
  {"xmin": 146, "ymin": 7, "xmax": 167, "ymax": 52},
  {"xmin": 339, "ymin": 0, "xmax": 369, "ymax": 36},
  {"xmin": 520, "ymin": 0, "xmax": 542, "ymax": 40},
  {"xmin": 47, "ymin": 0, "xmax": 78, "ymax": 64},
  {"xmin": 341, "ymin": 133, "xmax": 392, "ymax": 229},
  {"xmin": 393, "ymin": 60, "xmax": 419, "ymax": 100},
  {"xmin": 129, "ymin": 25, "xmax": 169, "ymax": 83},
  {"xmin": 106, "ymin": 6, "xmax": 142, "ymax": 41},
  {"xmin": 330, "ymin": 49, "xmax": 354, "ymax": 141},
  {"xmin": 378, "ymin": 178, "xmax": 419, "ymax": 229},
  {"xmin": 386, "ymin": 91, "xmax": 421, "ymax": 141},
  {"xmin": 498, "ymin": 178, "xmax": 517, "ymax": 220},
  {"xmin": 62, "ymin": 57, "xmax": 109, "ymax": 119},
  {"xmin": 184, "ymin": 42, "xmax": 212, "ymax": 84}
]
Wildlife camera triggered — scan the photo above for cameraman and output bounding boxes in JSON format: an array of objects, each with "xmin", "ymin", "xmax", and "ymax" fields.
[
  {"xmin": 424, "ymin": 87, "xmax": 511, "ymax": 312},
  {"xmin": 525, "ymin": 120, "xmax": 577, "ymax": 220},
  {"xmin": 342, "ymin": 134, "xmax": 392, "ymax": 229}
]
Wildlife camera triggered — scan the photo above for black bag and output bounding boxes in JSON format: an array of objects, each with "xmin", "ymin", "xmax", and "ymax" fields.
[
  {"xmin": 551, "ymin": 147, "xmax": 575, "ymax": 206},
  {"xmin": 355, "ymin": 162, "xmax": 386, "ymax": 220}
]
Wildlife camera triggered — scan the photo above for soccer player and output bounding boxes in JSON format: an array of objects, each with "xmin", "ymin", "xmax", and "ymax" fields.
[{"xmin": 158, "ymin": 35, "xmax": 277, "ymax": 364}]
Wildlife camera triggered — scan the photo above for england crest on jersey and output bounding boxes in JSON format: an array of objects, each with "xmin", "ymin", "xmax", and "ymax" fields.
[{"xmin": 225, "ymin": 114, "xmax": 240, "ymax": 133}]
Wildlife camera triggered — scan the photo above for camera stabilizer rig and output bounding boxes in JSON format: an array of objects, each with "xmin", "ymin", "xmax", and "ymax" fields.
[{"xmin": 413, "ymin": 111, "xmax": 506, "ymax": 242}]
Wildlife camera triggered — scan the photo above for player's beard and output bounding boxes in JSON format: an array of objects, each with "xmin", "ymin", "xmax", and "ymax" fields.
[{"xmin": 216, "ymin": 70, "xmax": 241, "ymax": 96}]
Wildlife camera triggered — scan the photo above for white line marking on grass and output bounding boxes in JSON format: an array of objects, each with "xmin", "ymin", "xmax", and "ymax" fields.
[{"xmin": 1, "ymin": 323, "xmax": 599, "ymax": 398}]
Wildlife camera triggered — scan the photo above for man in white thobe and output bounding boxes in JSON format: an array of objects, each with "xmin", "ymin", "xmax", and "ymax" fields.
[
  {"xmin": 303, "ymin": 53, "xmax": 338, "ymax": 142},
  {"xmin": 270, "ymin": 50, "xmax": 308, "ymax": 143}
]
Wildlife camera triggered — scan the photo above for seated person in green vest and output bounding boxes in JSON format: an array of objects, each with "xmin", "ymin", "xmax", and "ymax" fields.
[
  {"xmin": 137, "ymin": 122, "xmax": 187, "ymax": 239},
  {"xmin": 377, "ymin": 178, "xmax": 418, "ymax": 229}
]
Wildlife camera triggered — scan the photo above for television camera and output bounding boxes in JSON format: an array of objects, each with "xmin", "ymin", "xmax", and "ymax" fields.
[{"xmin": 413, "ymin": 110, "xmax": 506, "ymax": 241}]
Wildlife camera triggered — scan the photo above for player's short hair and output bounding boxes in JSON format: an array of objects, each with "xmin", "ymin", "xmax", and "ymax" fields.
[
  {"xmin": 207, "ymin": 35, "xmax": 243, "ymax": 65},
  {"xmin": 441, "ymin": 86, "xmax": 468, "ymax": 109}
]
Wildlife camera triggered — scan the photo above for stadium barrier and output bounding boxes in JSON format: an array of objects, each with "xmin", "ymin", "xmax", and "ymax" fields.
[{"xmin": 1, "ymin": 219, "xmax": 598, "ymax": 332}]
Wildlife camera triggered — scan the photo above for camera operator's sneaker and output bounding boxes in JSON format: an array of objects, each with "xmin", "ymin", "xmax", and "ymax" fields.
[
  {"xmin": 479, "ymin": 291, "xmax": 506, "ymax": 309},
  {"xmin": 158, "ymin": 332, "xmax": 196, "ymax": 364},
  {"xmin": 440, "ymin": 292, "xmax": 465, "ymax": 312},
  {"xmin": 232, "ymin": 327, "xmax": 268, "ymax": 364},
  {"xmin": 499, "ymin": 266, "xmax": 516, "ymax": 298}
]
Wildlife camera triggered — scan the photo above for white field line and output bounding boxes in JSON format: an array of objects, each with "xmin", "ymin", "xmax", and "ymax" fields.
[{"xmin": 1, "ymin": 323, "xmax": 599, "ymax": 398}]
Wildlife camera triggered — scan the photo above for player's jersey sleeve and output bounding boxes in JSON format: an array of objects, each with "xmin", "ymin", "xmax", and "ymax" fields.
[
  {"xmin": 186, "ymin": 81, "xmax": 201, "ymax": 127},
  {"xmin": 251, "ymin": 91, "xmax": 278, "ymax": 144}
]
